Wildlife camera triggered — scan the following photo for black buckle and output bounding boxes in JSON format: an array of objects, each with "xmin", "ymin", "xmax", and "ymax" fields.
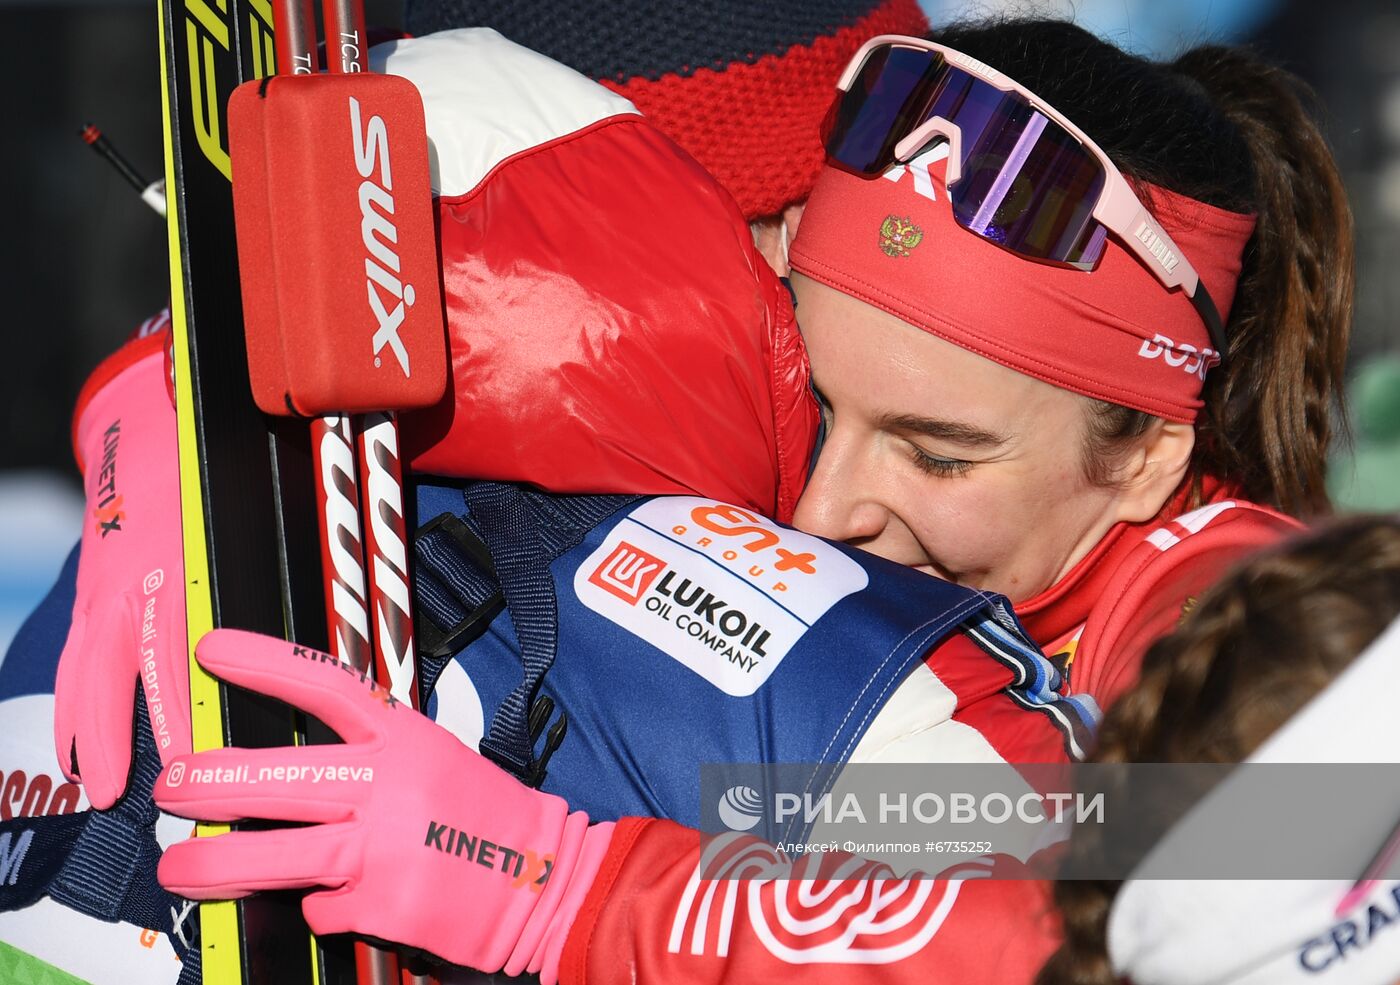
[
  {"xmin": 413, "ymin": 512, "xmax": 507, "ymax": 659},
  {"xmin": 525, "ymin": 695, "xmax": 568, "ymax": 788}
]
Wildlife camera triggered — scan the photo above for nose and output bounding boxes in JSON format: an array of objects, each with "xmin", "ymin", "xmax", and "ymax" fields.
[{"xmin": 791, "ymin": 430, "xmax": 890, "ymax": 545}]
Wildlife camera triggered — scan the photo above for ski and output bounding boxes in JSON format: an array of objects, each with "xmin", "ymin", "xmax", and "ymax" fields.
[{"xmin": 157, "ymin": 0, "xmax": 356, "ymax": 981}]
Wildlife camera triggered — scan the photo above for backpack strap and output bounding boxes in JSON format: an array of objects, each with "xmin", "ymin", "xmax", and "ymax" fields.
[{"xmin": 413, "ymin": 481, "xmax": 637, "ymax": 786}]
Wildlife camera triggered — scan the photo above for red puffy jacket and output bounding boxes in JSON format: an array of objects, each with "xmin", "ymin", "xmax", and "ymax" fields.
[{"xmin": 381, "ymin": 28, "xmax": 820, "ymax": 522}]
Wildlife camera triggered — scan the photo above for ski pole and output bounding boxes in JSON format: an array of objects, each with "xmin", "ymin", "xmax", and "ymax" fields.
[
  {"xmin": 79, "ymin": 123, "xmax": 167, "ymax": 217},
  {"xmin": 318, "ymin": 6, "xmax": 437, "ymax": 984},
  {"xmin": 270, "ymin": 3, "xmax": 399, "ymax": 984}
]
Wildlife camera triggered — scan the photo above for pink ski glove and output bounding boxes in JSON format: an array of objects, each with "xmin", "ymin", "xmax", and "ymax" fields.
[
  {"xmin": 55, "ymin": 343, "xmax": 190, "ymax": 809},
  {"xmin": 154, "ymin": 629, "xmax": 615, "ymax": 983}
]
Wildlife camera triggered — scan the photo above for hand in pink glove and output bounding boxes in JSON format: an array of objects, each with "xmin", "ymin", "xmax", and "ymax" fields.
[
  {"xmin": 154, "ymin": 629, "xmax": 614, "ymax": 984},
  {"xmin": 55, "ymin": 340, "xmax": 190, "ymax": 808}
]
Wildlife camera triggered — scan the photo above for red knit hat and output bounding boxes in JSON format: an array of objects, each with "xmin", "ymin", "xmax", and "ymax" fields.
[{"xmin": 403, "ymin": 0, "xmax": 930, "ymax": 218}]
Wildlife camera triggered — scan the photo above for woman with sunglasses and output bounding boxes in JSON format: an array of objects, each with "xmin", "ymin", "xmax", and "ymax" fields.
[{"xmin": 784, "ymin": 19, "xmax": 1353, "ymax": 718}]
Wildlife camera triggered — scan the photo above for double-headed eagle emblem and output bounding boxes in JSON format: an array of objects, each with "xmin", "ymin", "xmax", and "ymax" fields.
[{"xmin": 878, "ymin": 215, "xmax": 924, "ymax": 257}]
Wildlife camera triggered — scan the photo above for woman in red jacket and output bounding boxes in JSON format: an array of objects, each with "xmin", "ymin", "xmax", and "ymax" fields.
[{"xmin": 550, "ymin": 19, "xmax": 1357, "ymax": 985}]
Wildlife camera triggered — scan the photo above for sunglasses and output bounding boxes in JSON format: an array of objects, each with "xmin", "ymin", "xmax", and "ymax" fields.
[{"xmin": 823, "ymin": 36, "xmax": 1228, "ymax": 357}]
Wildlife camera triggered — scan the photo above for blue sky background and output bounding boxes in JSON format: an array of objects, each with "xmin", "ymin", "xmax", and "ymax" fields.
[{"xmin": 918, "ymin": 0, "xmax": 1283, "ymax": 57}]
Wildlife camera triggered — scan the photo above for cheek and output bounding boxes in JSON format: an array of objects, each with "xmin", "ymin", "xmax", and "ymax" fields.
[{"xmin": 903, "ymin": 478, "xmax": 1027, "ymax": 569}]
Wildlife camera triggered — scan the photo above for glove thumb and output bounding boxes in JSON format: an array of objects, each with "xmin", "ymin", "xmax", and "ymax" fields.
[
  {"xmin": 54, "ymin": 607, "xmax": 89, "ymax": 783},
  {"xmin": 302, "ymin": 885, "xmax": 369, "ymax": 944},
  {"xmin": 73, "ymin": 598, "xmax": 141, "ymax": 810}
]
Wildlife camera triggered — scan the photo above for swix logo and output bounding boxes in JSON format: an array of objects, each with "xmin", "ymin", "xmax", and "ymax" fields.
[
  {"xmin": 882, "ymin": 143, "xmax": 949, "ymax": 203},
  {"xmin": 350, "ymin": 96, "xmax": 415, "ymax": 378},
  {"xmin": 93, "ymin": 420, "xmax": 124, "ymax": 537},
  {"xmin": 1133, "ymin": 223, "xmax": 1181, "ymax": 274},
  {"xmin": 588, "ymin": 542, "xmax": 666, "ymax": 605},
  {"xmin": 0, "ymin": 768, "xmax": 81, "ymax": 821},
  {"xmin": 423, "ymin": 820, "xmax": 553, "ymax": 892},
  {"xmin": 668, "ymin": 834, "xmax": 987, "ymax": 963},
  {"xmin": 1137, "ymin": 334, "xmax": 1217, "ymax": 379}
]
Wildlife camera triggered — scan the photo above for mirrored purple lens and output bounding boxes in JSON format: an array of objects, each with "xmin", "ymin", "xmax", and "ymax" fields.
[
  {"xmin": 935, "ymin": 66, "xmax": 1106, "ymax": 268},
  {"xmin": 826, "ymin": 46, "xmax": 1110, "ymax": 269},
  {"xmin": 825, "ymin": 45, "xmax": 948, "ymax": 176}
]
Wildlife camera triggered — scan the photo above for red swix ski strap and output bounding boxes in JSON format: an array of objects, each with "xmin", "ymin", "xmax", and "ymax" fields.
[{"xmin": 229, "ymin": 73, "xmax": 446, "ymax": 416}]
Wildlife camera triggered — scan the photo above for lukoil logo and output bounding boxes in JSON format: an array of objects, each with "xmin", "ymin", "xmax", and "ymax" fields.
[
  {"xmin": 718, "ymin": 785, "xmax": 764, "ymax": 832},
  {"xmin": 575, "ymin": 498, "xmax": 868, "ymax": 696},
  {"xmin": 588, "ymin": 541, "xmax": 666, "ymax": 605}
]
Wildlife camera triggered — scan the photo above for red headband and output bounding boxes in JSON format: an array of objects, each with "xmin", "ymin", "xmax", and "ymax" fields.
[{"xmin": 788, "ymin": 155, "xmax": 1256, "ymax": 422}]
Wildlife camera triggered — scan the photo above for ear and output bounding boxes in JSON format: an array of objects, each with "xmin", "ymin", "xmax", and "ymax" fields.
[
  {"xmin": 783, "ymin": 202, "xmax": 806, "ymax": 244},
  {"xmin": 751, "ymin": 203, "xmax": 808, "ymax": 278},
  {"xmin": 1111, "ymin": 420, "xmax": 1196, "ymax": 525}
]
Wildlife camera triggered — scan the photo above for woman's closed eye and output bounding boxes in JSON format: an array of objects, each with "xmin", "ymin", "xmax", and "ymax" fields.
[{"xmin": 908, "ymin": 444, "xmax": 974, "ymax": 477}]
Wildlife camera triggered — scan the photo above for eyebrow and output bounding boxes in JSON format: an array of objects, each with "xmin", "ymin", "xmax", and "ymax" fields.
[{"xmin": 876, "ymin": 413, "xmax": 1011, "ymax": 449}]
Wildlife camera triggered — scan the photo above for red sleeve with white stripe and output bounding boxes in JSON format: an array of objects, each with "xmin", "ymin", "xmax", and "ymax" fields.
[
  {"xmin": 1071, "ymin": 498, "xmax": 1301, "ymax": 709},
  {"xmin": 558, "ymin": 818, "xmax": 1059, "ymax": 985}
]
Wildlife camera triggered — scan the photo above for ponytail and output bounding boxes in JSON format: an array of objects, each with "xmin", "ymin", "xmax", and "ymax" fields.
[{"xmin": 1171, "ymin": 47, "xmax": 1354, "ymax": 517}]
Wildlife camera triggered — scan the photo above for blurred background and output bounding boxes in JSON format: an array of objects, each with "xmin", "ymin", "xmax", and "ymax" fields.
[{"xmin": 2, "ymin": 0, "xmax": 1397, "ymax": 651}]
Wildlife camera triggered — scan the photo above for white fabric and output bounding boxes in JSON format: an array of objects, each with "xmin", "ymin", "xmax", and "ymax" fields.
[
  {"xmin": 372, "ymin": 28, "xmax": 640, "ymax": 198},
  {"xmin": 848, "ymin": 662, "xmax": 1001, "ymax": 766},
  {"xmin": 1108, "ymin": 616, "xmax": 1400, "ymax": 985}
]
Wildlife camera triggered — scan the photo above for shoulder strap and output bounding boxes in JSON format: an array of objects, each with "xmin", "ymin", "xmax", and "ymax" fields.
[
  {"xmin": 418, "ymin": 482, "xmax": 637, "ymax": 786},
  {"xmin": 962, "ymin": 606, "xmax": 1101, "ymax": 761}
]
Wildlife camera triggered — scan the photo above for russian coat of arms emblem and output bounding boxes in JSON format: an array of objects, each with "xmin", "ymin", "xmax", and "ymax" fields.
[{"xmin": 878, "ymin": 215, "xmax": 924, "ymax": 257}]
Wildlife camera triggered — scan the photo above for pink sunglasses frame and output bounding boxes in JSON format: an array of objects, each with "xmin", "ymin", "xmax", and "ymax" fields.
[{"xmin": 833, "ymin": 35, "xmax": 1228, "ymax": 356}]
